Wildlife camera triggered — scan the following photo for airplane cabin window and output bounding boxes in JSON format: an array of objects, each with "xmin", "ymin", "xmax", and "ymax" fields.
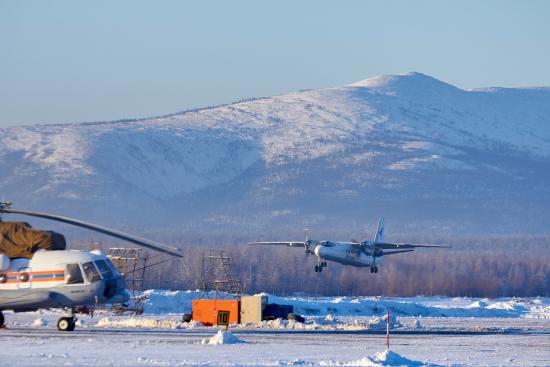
[
  {"xmin": 94, "ymin": 260, "xmax": 114, "ymax": 280},
  {"xmin": 65, "ymin": 263, "xmax": 84, "ymax": 284},
  {"xmin": 82, "ymin": 261, "xmax": 101, "ymax": 283}
]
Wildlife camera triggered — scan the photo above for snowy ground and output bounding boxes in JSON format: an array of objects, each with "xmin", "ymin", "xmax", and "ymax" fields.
[
  {"xmin": 1, "ymin": 292, "xmax": 550, "ymax": 366},
  {"xmin": 140, "ymin": 290, "xmax": 550, "ymax": 320}
]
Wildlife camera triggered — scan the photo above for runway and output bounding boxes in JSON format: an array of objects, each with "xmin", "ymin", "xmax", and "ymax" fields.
[
  {"xmin": 2, "ymin": 310, "xmax": 550, "ymax": 366},
  {"xmin": 3, "ymin": 325, "xmax": 550, "ymax": 337},
  {"xmin": 2, "ymin": 323, "xmax": 550, "ymax": 366}
]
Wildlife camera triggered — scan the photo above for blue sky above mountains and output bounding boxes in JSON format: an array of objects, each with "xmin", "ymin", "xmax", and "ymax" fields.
[{"xmin": 1, "ymin": 0, "xmax": 549, "ymax": 127}]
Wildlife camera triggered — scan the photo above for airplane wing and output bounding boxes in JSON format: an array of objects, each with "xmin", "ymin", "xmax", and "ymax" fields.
[
  {"xmin": 248, "ymin": 241, "xmax": 307, "ymax": 247},
  {"xmin": 374, "ymin": 242, "xmax": 450, "ymax": 250},
  {"xmin": 379, "ymin": 249, "xmax": 415, "ymax": 256}
]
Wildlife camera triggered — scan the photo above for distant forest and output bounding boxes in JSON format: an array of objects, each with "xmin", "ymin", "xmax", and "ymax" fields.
[{"xmin": 79, "ymin": 235, "xmax": 550, "ymax": 298}]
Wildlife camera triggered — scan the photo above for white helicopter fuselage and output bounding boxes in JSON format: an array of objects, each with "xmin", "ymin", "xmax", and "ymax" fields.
[
  {"xmin": 314, "ymin": 242, "xmax": 382, "ymax": 268},
  {"xmin": 0, "ymin": 203, "xmax": 183, "ymax": 330},
  {"xmin": 0, "ymin": 250, "xmax": 129, "ymax": 312}
]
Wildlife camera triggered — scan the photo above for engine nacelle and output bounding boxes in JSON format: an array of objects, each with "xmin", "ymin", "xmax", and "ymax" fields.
[{"xmin": 0, "ymin": 253, "xmax": 10, "ymax": 271}]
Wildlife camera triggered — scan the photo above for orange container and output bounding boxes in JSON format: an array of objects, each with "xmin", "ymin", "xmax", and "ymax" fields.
[{"xmin": 192, "ymin": 299, "xmax": 240, "ymax": 326}]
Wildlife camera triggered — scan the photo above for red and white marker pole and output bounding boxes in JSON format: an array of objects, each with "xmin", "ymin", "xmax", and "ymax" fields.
[{"xmin": 386, "ymin": 309, "xmax": 390, "ymax": 350}]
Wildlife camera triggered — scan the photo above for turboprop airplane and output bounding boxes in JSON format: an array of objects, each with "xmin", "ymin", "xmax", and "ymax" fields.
[
  {"xmin": 249, "ymin": 218, "xmax": 449, "ymax": 274},
  {"xmin": 0, "ymin": 202, "xmax": 182, "ymax": 331}
]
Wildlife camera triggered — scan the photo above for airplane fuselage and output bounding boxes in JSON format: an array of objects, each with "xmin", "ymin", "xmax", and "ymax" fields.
[
  {"xmin": 314, "ymin": 242, "xmax": 382, "ymax": 268},
  {"xmin": 249, "ymin": 217, "xmax": 446, "ymax": 274}
]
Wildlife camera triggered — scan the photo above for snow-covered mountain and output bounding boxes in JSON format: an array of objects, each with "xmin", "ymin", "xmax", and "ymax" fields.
[{"xmin": 1, "ymin": 72, "xmax": 550, "ymax": 237}]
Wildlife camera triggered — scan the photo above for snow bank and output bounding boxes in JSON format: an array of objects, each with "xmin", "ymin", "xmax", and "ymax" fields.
[
  {"xmin": 96, "ymin": 316, "xmax": 198, "ymax": 329},
  {"xmin": 367, "ymin": 313, "xmax": 401, "ymax": 330},
  {"xmin": 138, "ymin": 290, "xmax": 550, "ymax": 319},
  {"xmin": 261, "ymin": 293, "xmax": 544, "ymax": 318},
  {"xmin": 141, "ymin": 289, "xmax": 237, "ymax": 315},
  {"xmin": 201, "ymin": 330, "xmax": 244, "ymax": 345},
  {"xmin": 141, "ymin": 289, "xmax": 195, "ymax": 314},
  {"xmin": 238, "ymin": 313, "xmax": 400, "ymax": 331},
  {"xmin": 33, "ymin": 318, "xmax": 48, "ymax": 327},
  {"xmin": 321, "ymin": 350, "xmax": 435, "ymax": 367},
  {"xmin": 524, "ymin": 304, "xmax": 550, "ymax": 319}
]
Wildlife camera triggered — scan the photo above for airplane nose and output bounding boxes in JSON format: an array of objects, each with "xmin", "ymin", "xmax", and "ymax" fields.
[{"xmin": 314, "ymin": 245, "xmax": 322, "ymax": 257}]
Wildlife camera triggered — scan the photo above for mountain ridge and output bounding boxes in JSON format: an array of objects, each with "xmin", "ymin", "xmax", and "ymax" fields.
[{"xmin": 1, "ymin": 72, "xmax": 549, "ymax": 237}]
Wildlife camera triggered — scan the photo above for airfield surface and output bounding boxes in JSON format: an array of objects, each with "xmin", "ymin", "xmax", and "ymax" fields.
[{"xmin": 2, "ymin": 293, "xmax": 550, "ymax": 366}]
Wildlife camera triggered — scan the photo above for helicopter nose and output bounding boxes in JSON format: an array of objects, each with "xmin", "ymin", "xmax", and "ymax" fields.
[
  {"xmin": 107, "ymin": 287, "xmax": 131, "ymax": 304},
  {"xmin": 114, "ymin": 288, "xmax": 131, "ymax": 303},
  {"xmin": 102, "ymin": 277, "xmax": 130, "ymax": 303},
  {"xmin": 103, "ymin": 279, "xmax": 118, "ymax": 298}
]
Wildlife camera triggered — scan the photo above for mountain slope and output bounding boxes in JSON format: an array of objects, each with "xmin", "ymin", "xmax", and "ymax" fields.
[{"xmin": 1, "ymin": 72, "xmax": 550, "ymax": 237}]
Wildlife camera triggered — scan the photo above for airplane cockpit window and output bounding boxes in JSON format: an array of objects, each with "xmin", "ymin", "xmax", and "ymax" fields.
[
  {"xmin": 65, "ymin": 263, "xmax": 84, "ymax": 284},
  {"xmin": 82, "ymin": 261, "xmax": 101, "ymax": 283},
  {"xmin": 94, "ymin": 260, "xmax": 114, "ymax": 280}
]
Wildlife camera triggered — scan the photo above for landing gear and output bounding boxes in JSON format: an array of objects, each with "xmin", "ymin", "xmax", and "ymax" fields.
[
  {"xmin": 0, "ymin": 311, "xmax": 4, "ymax": 328},
  {"xmin": 57, "ymin": 316, "xmax": 76, "ymax": 331},
  {"xmin": 57, "ymin": 309, "xmax": 76, "ymax": 331},
  {"xmin": 370, "ymin": 266, "xmax": 378, "ymax": 274},
  {"xmin": 315, "ymin": 260, "xmax": 327, "ymax": 273}
]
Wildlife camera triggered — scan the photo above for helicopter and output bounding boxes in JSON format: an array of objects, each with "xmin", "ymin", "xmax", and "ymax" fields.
[
  {"xmin": 0, "ymin": 202, "xmax": 182, "ymax": 331},
  {"xmin": 250, "ymin": 218, "xmax": 449, "ymax": 273}
]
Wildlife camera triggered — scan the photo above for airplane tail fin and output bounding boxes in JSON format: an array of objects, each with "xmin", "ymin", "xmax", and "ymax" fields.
[{"xmin": 373, "ymin": 217, "xmax": 384, "ymax": 243}]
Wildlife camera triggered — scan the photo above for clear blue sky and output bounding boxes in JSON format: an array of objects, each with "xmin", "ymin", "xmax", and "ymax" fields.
[{"xmin": 1, "ymin": 0, "xmax": 549, "ymax": 127}]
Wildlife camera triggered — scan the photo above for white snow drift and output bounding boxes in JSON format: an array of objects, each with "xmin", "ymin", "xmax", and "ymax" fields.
[{"xmin": 139, "ymin": 289, "xmax": 550, "ymax": 320}]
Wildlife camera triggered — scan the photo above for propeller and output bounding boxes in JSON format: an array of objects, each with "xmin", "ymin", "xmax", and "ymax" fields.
[
  {"xmin": 0, "ymin": 205, "xmax": 183, "ymax": 258},
  {"xmin": 304, "ymin": 228, "xmax": 310, "ymax": 254},
  {"xmin": 359, "ymin": 235, "xmax": 383, "ymax": 259}
]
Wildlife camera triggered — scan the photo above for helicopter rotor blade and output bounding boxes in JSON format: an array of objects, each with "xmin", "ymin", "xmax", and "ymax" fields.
[{"xmin": 0, "ymin": 208, "xmax": 183, "ymax": 258}]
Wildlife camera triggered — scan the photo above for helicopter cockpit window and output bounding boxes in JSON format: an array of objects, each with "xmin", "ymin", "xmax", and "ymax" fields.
[
  {"xmin": 82, "ymin": 261, "xmax": 101, "ymax": 283},
  {"xmin": 94, "ymin": 260, "xmax": 114, "ymax": 280},
  {"xmin": 65, "ymin": 263, "xmax": 84, "ymax": 284},
  {"xmin": 104, "ymin": 258, "xmax": 121, "ymax": 276}
]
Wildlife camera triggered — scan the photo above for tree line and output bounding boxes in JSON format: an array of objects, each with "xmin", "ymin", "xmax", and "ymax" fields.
[{"xmin": 126, "ymin": 235, "xmax": 550, "ymax": 297}]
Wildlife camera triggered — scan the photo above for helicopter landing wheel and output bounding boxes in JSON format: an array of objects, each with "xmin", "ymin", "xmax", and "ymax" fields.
[{"xmin": 57, "ymin": 317, "xmax": 76, "ymax": 331}]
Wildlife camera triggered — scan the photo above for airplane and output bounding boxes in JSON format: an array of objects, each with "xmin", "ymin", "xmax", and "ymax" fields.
[
  {"xmin": 249, "ymin": 218, "xmax": 449, "ymax": 274},
  {"xmin": 0, "ymin": 202, "xmax": 182, "ymax": 331}
]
